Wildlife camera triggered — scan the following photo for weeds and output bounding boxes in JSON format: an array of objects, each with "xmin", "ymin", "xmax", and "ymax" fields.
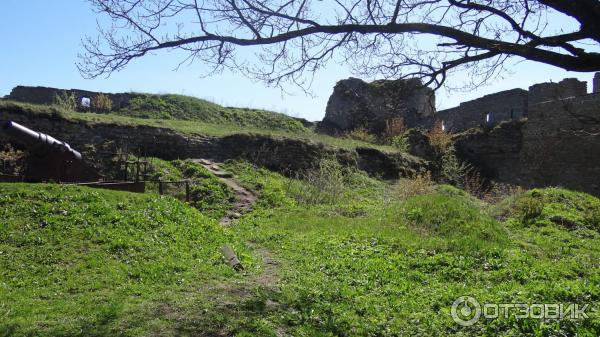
[
  {"xmin": 389, "ymin": 134, "xmax": 409, "ymax": 152},
  {"xmin": 427, "ymin": 119, "xmax": 453, "ymax": 154},
  {"xmin": 518, "ymin": 194, "xmax": 545, "ymax": 223},
  {"xmin": 92, "ymin": 93, "xmax": 113, "ymax": 113},
  {"xmin": 346, "ymin": 127, "xmax": 377, "ymax": 144},
  {"xmin": 382, "ymin": 117, "xmax": 407, "ymax": 140},
  {"xmin": 391, "ymin": 172, "xmax": 434, "ymax": 200},
  {"xmin": 53, "ymin": 91, "xmax": 77, "ymax": 111},
  {"xmin": 287, "ymin": 157, "xmax": 348, "ymax": 205},
  {"xmin": 0, "ymin": 144, "xmax": 26, "ymax": 175}
]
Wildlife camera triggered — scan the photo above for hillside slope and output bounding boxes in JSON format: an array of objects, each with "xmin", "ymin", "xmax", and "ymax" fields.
[
  {"xmin": 113, "ymin": 93, "xmax": 308, "ymax": 133},
  {"xmin": 0, "ymin": 183, "xmax": 250, "ymax": 336}
]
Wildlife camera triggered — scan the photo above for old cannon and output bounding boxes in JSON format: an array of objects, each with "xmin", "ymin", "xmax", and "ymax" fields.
[{"xmin": 1, "ymin": 121, "xmax": 99, "ymax": 182}]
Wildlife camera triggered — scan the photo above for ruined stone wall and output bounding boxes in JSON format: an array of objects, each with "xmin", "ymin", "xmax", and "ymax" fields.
[
  {"xmin": 437, "ymin": 89, "xmax": 528, "ymax": 132},
  {"xmin": 528, "ymin": 78, "xmax": 587, "ymax": 105},
  {"xmin": 594, "ymin": 72, "xmax": 600, "ymax": 94},
  {"xmin": 519, "ymin": 94, "xmax": 600, "ymax": 194},
  {"xmin": 8, "ymin": 86, "xmax": 134, "ymax": 110},
  {"xmin": 0, "ymin": 109, "xmax": 427, "ymax": 180},
  {"xmin": 455, "ymin": 93, "xmax": 600, "ymax": 196},
  {"xmin": 318, "ymin": 77, "xmax": 435, "ymax": 135}
]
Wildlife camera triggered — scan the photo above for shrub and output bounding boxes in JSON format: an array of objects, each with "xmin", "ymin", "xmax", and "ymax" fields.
[
  {"xmin": 389, "ymin": 134, "xmax": 409, "ymax": 152},
  {"xmin": 285, "ymin": 157, "xmax": 379, "ymax": 205},
  {"xmin": 440, "ymin": 147, "xmax": 471, "ymax": 186},
  {"xmin": 427, "ymin": 119, "xmax": 453, "ymax": 154},
  {"xmin": 288, "ymin": 157, "xmax": 346, "ymax": 205},
  {"xmin": 517, "ymin": 194, "xmax": 545, "ymax": 223},
  {"xmin": 53, "ymin": 91, "xmax": 77, "ymax": 111},
  {"xmin": 463, "ymin": 170, "xmax": 490, "ymax": 200},
  {"xmin": 92, "ymin": 93, "xmax": 113, "ymax": 112},
  {"xmin": 383, "ymin": 117, "xmax": 407, "ymax": 139},
  {"xmin": 391, "ymin": 172, "xmax": 434, "ymax": 199},
  {"xmin": 346, "ymin": 127, "xmax": 377, "ymax": 143}
]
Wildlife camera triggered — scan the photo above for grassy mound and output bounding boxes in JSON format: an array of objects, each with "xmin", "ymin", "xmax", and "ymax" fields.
[
  {"xmin": 0, "ymin": 183, "xmax": 246, "ymax": 336},
  {"xmin": 114, "ymin": 94, "xmax": 307, "ymax": 133},
  {"xmin": 505, "ymin": 188, "xmax": 600, "ymax": 231}
]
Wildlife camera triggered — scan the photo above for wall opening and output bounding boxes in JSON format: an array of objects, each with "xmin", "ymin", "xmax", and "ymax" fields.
[
  {"xmin": 81, "ymin": 97, "xmax": 91, "ymax": 108},
  {"xmin": 486, "ymin": 113, "xmax": 491, "ymax": 124}
]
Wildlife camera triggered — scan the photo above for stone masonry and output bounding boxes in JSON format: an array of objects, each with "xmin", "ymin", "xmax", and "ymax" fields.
[
  {"xmin": 437, "ymin": 89, "xmax": 528, "ymax": 132},
  {"xmin": 317, "ymin": 77, "xmax": 435, "ymax": 135},
  {"xmin": 0, "ymin": 108, "xmax": 427, "ymax": 180},
  {"xmin": 455, "ymin": 91, "xmax": 600, "ymax": 196},
  {"xmin": 438, "ymin": 77, "xmax": 590, "ymax": 132},
  {"xmin": 7, "ymin": 86, "xmax": 134, "ymax": 110}
]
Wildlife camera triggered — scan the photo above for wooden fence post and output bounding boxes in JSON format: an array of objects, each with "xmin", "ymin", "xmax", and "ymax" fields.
[{"xmin": 185, "ymin": 181, "xmax": 190, "ymax": 202}]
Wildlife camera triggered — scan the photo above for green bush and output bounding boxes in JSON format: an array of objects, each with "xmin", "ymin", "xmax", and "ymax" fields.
[
  {"xmin": 440, "ymin": 147, "xmax": 471, "ymax": 186},
  {"xmin": 53, "ymin": 91, "xmax": 77, "ymax": 111},
  {"xmin": 389, "ymin": 134, "xmax": 409, "ymax": 152},
  {"xmin": 508, "ymin": 188, "xmax": 600, "ymax": 231}
]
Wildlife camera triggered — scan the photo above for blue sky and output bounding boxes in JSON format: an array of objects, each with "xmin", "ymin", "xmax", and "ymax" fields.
[{"xmin": 1, "ymin": 0, "xmax": 597, "ymax": 121}]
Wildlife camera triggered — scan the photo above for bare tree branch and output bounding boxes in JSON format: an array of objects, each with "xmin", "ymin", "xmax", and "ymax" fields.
[{"xmin": 79, "ymin": 0, "xmax": 600, "ymax": 90}]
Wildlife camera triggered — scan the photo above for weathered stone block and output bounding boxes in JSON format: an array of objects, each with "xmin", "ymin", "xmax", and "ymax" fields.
[{"xmin": 317, "ymin": 77, "xmax": 435, "ymax": 135}]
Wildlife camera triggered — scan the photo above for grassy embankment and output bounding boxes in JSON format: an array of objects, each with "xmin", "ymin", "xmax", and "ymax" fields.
[
  {"xmin": 0, "ymin": 98, "xmax": 397, "ymax": 152},
  {"xmin": 1, "ymin": 158, "xmax": 599, "ymax": 336},
  {"xmin": 0, "ymin": 183, "xmax": 252, "ymax": 336}
]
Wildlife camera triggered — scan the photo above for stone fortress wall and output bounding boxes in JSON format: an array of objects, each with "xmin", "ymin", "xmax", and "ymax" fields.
[
  {"xmin": 318, "ymin": 72, "xmax": 599, "ymax": 196},
  {"xmin": 2, "ymin": 73, "xmax": 599, "ymax": 195},
  {"xmin": 317, "ymin": 78, "xmax": 436, "ymax": 135},
  {"xmin": 438, "ymin": 77, "xmax": 594, "ymax": 132},
  {"xmin": 437, "ymin": 89, "xmax": 528, "ymax": 132},
  {"xmin": 454, "ymin": 73, "xmax": 600, "ymax": 196},
  {"xmin": 6, "ymin": 86, "xmax": 135, "ymax": 110}
]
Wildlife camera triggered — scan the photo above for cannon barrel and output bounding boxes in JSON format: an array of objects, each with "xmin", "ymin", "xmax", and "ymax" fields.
[{"xmin": 2, "ymin": 121, "xmax": 82, "ymax": 160}]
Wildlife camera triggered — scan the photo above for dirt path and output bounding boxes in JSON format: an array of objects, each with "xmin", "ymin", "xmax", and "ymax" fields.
[
  {"xmin": 191, "ymin": 159, "xmax": 285, "ymax": 335},
  {"xmin": 192, "ymin": 159, "xmax": 258, "ymax": 226},
  {"xmin": 192, "ymin": 159, "xmax": 279, "ymax": 281}
]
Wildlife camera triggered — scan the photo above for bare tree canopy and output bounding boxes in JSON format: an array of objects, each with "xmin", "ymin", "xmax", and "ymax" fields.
[{"xmin": 79, "ymin": 0, "xmax": 600, "ymax": 89}]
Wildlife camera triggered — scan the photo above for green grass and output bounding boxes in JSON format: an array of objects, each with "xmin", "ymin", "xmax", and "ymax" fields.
[
  {"xmin": 0, "ymin": 100, "xmax": 398, "ymax": 152},
  {"xmin": 1, "ymin": 162, "xmax": 599, "ymax": 336},
  {"xmin": 0, "ymin": 183, "xmax": 251, "ymax": 336},
  {"xmin": 142, "ymin": 158, "xmax": 235, "ymax": 220},
  {"xmin": 114, "ymin": 93, "xmax": 307, "ymax": 133},
  {"xmin": 219, "ymin": 162, "xmax": 600, "ymax": 336}
]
